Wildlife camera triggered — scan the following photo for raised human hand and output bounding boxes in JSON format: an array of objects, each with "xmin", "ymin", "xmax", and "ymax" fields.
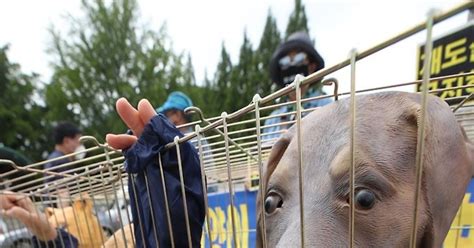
[{"xmin": 106, "ymin": 98, "xmax": 157, "ymax": 150}]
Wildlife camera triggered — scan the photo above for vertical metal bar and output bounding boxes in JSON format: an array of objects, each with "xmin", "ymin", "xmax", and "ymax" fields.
[
  {"xmin": 410, "ymin": 10, "xmax": 434, "ymax": 248},
  {"xmin": 55, "ymin": 189, "xmax": 75, "ymax": 247},
  {"xmin": 66, "ymin": 184, "xmax": 83, "ymax": 247},
  {"xmin": 4, "ymin": 194, "xmax": 27, "ymax": 247},
  {"xmin": 349, "ymin": 49, "xmax": 358, "ymax": 248},
  {"xmin": 30, "ymin": 192, "xmax": 51, "ymax": 248},
  {"xmin": 99, "ymin": 171, "xmax": 119, "ymax": 248},
  {"xmin": 104, "ymin": 146, "xmax": 128, "ymax": 245},
  {"xmin": 221, "ymin": 112, "xmax": 238, "ymax": 248},
  {"xmin": 294, "ymin": 75, "xmax": 305, "ymax": 248},
  {"xmin": 253, "ymin": 94, "xmax": 267, "ymax": 248},
  {"xmin": 157, "ymin": 154, "xmax": 175, "ymax": 248},
  {"xmin": 118, "ymin": 171, "xmax": 136, "ymax": 248},
  {"xmin": 18, "ymin": 192, "xmax": 42, "ymax": 247},
  {"xmin": 130, "ymin": 174, "xmax": 147, "ymax": 246},
  {"xmin": 74, "ymin": 179, "xmax": 95, "ymax": 247},
  {"xmin": 174, "ymin": 136, "xmax": 193, "ymax": 248},
  {"xmin": 109, "ymin": 172, "xmax": 128, "ymax": 248},
  {"xmin": 143, "ymin": 171, "xmax": 160, "ymax": 247},
  {"xmin": 195, "ymin": 125, "xmax": 213, "ymax": 245},
  {"xmin": 45, "ymin": 187, "xmax": 65, "ymax": 248},
  {"xmin": 86, "ymin": 169, "xmax": 106, "ymax": 247},
  {"xmin": 31, "ymin": 198, "xmax": 44, "ymax": 248},
  {"xmin": 2, "ymin": 216, "xmax": 20, "ymax": 247}
]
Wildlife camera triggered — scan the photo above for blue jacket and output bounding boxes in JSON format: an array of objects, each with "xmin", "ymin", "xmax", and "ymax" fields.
[
  {"xmin": 34, "ymin": 114, "xmax": 205, "ymax": 247},
  {"xmin": 124, "ymin": 114, "xmax": 205, "ymax": 247}
]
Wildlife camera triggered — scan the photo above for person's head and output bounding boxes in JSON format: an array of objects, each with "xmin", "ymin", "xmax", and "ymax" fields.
[
  {"xmin": 53, "ymin": 122, "xmax": 82, "ymax": 154},
  {"xmin": 157, "ymin": 91, "xmax": 193, "ymax": 126},
  {"xmin": 269, "ymin": 31, "xmax": 325, "ymax": 101}
]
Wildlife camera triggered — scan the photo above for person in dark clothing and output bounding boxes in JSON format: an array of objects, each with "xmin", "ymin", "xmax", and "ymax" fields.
[
  {"xmin": 43, "ymin": 122, "xmax": 82, "ymax": 208},
  {"xmin": 44, "ymin": 122, "xmax": 83, "ymax": 182},
  {"xmin": 263, "ymin": 31, "xmax": 332, "ymax": 141}
]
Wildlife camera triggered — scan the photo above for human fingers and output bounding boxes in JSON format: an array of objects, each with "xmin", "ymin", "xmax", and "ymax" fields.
[
  {"xmin": 0, "ymin": 192, "xmax": 31, "ymax": 211},
  {"xmin": 5, "ymin": 206, "xmax": 32, "ymax": 225},
  {"xmin": 116, "ymin": 98, "xmax": 144, "ymax": 136},
  {"xmin": 12, "ymin": 195, "xmax": 36, "ymax": 213},
  {"xmin": 137, "ymin": 99, "xmax": 157, "ymax": 126},
  {"xmin": 106, "ymin": 134, "xmax": 138, "ymax": 150},
  {"xmin": 0, "ymin": 192, "xmax": 17, "ymax": 210}
]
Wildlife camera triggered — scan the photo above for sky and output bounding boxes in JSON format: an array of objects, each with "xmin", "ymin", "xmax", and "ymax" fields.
[{"xmin": 0, "ymin": 0, "xmax": 471, "ymax": 95}]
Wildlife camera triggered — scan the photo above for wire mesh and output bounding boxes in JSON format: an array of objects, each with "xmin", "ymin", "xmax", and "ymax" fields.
[{"xmin": 1, "ymin": 2, "xmax": 474, "ymax": 248}]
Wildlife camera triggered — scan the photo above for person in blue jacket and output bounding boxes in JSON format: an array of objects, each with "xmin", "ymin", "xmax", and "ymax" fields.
[
  {"xmin": 157, "ymin": 91, "xmax": 194, "ymax": 133},
  {"xmin": 107, "ymin": 98, "xmax": 205, "ymax": 247},
  {"xmin": 157, "ymin": 91, "xmax": 212, "ymax": 158},
  {"xmin": 1, "ymin": 98, "xmax": 205, "ymax": 248}
]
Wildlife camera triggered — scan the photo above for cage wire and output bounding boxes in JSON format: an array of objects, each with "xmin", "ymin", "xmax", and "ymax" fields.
[{"xmin": 1, "ymin": 1, "xmax": 474, "ymax": 248}]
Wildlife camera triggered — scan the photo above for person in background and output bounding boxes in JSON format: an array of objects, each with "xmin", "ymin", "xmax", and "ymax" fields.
[
  {"xmin": 263, "ymin": 31, "xmax": 333, "ymax": 140},
  {"xmin": 158, "ymin": 91, "xmax": 212, "ymax": 158},
  {"xmin": 0, "ymin": 98, "xmax": 205, "ymax": 247},
  {"xmin": 0, "ymin": 192, "xmax": 79, "ymax": 247},
  {"xmin": 157, "ymin": 91, "xmax": 194, "ymax": 134},
  {"xmin": 43, "ymin": 122, "xmax": 83, "ymax": 207}
]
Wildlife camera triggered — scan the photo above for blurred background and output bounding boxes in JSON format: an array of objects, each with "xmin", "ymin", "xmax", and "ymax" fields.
[{"xmin": 0, "ymin": 0, "xmax": 470, "ymax": 162}]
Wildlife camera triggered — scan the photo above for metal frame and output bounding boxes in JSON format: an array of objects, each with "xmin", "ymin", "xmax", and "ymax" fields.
[{"xmin": 1, "ymin": 2, "xmax": 474, "ymax": 247}]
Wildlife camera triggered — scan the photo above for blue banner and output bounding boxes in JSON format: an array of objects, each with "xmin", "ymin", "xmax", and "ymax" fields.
[
  {"xmin": 201, "ymin": 190, "xmax": 257, "ymax": 248},
  {"xmin": 200, "ymin": 178, "xmax": 474, "ymax": 247}
]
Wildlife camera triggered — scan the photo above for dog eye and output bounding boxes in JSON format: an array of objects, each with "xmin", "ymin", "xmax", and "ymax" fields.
[
  {"xmin": 265, "ymin": 192, "xmax": 283, "ymax": 214},
  {"xmin": 355, "ymin": 189, "xmax": 376, "ymax": 210}
]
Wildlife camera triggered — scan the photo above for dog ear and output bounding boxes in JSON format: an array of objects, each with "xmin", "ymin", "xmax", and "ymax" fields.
[
  {"xmin": 44, "ymin": 207, "xmax": 54, "ymax": 218},
  {"xmin": 72, "ymin": 193, "xmax": 93, "ymax": 211},
  {"xmin": 460, "ymin": 126, "xmax": 474, "ymax": 177},
  {"xmin": 468, "ymin": 142, "xmax": 474, "ymax": 177},
  {"xmin": 256, "ymin": 131, "xmax": 293, "ymax": 248},
  {"xmin": 403, "ymin": 95, "xmax": 472, "ymax": 247}
]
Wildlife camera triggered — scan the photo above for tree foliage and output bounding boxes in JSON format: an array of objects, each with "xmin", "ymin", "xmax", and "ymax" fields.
[
  {"xmin": 285, "ymin": 0, "xmax": 310, "ymax": 38},
  {"xmin": 46, "ymin": 0, "xmax": 194, "ymax": 138},
  {"xmin": 1, "ymin": 0, "xmax": 312, "ymax": 161},
  {"xmin": 0, "ymin": 46, "xmax": 48, "ymax": 161},
  {"xmin": 256, "ymin": 10, "xmax": 282, "ymax": 95}
]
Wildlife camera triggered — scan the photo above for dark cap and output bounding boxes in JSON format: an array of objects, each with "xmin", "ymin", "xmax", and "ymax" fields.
[{"xmin": 269, "ymin": 31, "xmax": 325, "ymax": 87}]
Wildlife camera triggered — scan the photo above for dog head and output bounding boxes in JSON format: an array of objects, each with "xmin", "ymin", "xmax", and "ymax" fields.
[{"xmin": 257, "ymin": 92, "xmax": 473, "ymax": 247}]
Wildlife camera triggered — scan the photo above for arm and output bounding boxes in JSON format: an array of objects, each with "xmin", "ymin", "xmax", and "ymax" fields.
[
  {"xmin": 0, "ymin": 192, "xmax": 78, "ymax": 247},
  {"xmin": 106, "ymin": 98, "xmax": 205, "ymax": 247}
]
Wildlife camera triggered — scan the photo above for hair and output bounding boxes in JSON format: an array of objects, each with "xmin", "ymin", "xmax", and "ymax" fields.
[
  {"xmin": 53, "ymin": 122, "xmax": 82, "ymax": 145},
  {"xmin": 165, "ymin": 109, "xmax": 193, "ymax": 123},
  {"xmin": 184, "ymin": 112, "xmax": 192, "ymax": 123}
]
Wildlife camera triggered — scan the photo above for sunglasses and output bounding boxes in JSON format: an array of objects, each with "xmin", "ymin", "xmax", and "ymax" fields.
[{"xmin": 278, "ymin": 52, "xmax": 308, "ymax": 70}]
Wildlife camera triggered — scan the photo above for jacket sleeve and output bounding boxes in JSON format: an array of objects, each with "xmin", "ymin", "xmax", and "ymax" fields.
[
  {"xmin": 32, "ymin": 228, "xmax": 79, "ymax": 248},
  {"xmin": 124, "ymin": 114, "xmax": 205, "ymax": 248}
]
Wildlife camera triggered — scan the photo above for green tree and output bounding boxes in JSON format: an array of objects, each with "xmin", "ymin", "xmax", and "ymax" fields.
[
  {"xmin": 0, "ymin": 45, "xmax": 48, "ymax": 161},
  {"xmin": 256, "ymin": 9, "xmax": 281, "ymax": 95},
  {"xmin": 198, "ymin": 70, "xmax": 218, "ymax": 117},
  {"xmin": 285, "ymin": 0, "xmax": 310, "ymax": 38},
  {"xmin": 46, "ymin": 0, "xmax": 193, "ymax": 138},
  {"xmin": 212, "ymin": 44, "xmax": 233, "ymax": 115},
  {"xmin": 230, "ymin": 31, "xmax": 256, "ymax": 112}
]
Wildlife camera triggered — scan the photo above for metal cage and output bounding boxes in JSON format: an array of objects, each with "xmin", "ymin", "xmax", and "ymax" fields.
[{"xmin": 1, "ymin": 2, "xmax": 474, "ymax": 248}]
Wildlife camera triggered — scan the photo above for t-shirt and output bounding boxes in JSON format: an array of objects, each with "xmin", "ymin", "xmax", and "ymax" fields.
[{"xmin": 43, "ymin": 150, "xmax": 71, "ymax": 183}]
